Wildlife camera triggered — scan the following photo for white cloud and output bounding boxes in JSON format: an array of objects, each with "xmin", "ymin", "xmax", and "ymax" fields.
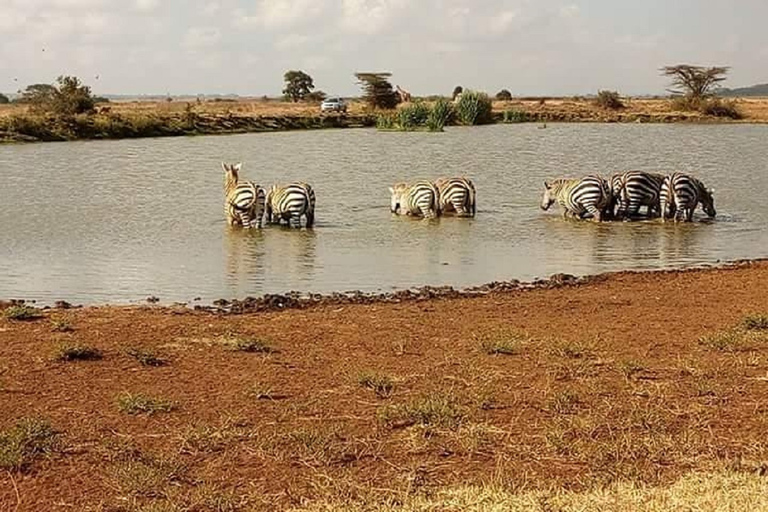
[
  {"xmin": 183, "ymin": 27, "xmax": 221, "ymax": 49},
  {"xmin": 135, "ymin": 0, "xmax": 159, "ymax": 12},
  {"xmin": 489, "ymin": 10, "xmax": 516, "ymax": 34},
  {"xmin": 237, "ymin": 0, "xmax": 324, "ymax": 30},
  {"xmin": 340, "ymin": 0, "xmax": 408, "ymax": 35}
]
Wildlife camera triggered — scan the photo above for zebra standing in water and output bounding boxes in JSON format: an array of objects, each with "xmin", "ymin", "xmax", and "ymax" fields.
[
  {"xmin": 265, "ymin": 182, "xmax": 316, "ymax": 228},
  {"xmin": 660, "ymin": 172, "xmax": 716, "ymax": 222},
  {"xmin": 434, "ymin": 177, "xmax": 476, "ymax": 217},
  {"xmin": 540, "ymin": 175, "xmax": 612, "ymax": 221},
  {"xmin": 610, "ymin": 171, "xmax": 666, "ymax": 219},
  {"xmin": 389, "ymin": 181, "xmax": 441, "ymax": 218},
  {"xmin": 222, "ymin": 162, "xmax": 266, "ymax": 228}
]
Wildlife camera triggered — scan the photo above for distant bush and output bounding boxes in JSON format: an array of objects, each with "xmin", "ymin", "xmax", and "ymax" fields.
[
  {"xmin": 0, "ymin": 93, "xmax": 9, "ymax": 104},
  {"xmin": 19, "ymin": 76, "xmax": 95, "ymax": 116},
  {"xmin": 306, "ymin": 90, "xmax": 327, "ymax": 102},
  {"xmin": 502, "ymin": 109, "xmax": 529, "ymax": 123},
  {"xmin": 455, "ymin": 90, "xmax": 493, "ymax": 125},
  {"xmin": 699, "ymin": 98, "xmax": 742, "ymax": 119},
  {"xmin": 595, "ymin": 90, "xmax": 624, "ymax": 110},
  {"xmin": 397, "ymin": 101, "xmax": 430, "ymax": 129},
  {"xmin": 495, "ymin": 89, "xmax": 513, "ymax": 101}
]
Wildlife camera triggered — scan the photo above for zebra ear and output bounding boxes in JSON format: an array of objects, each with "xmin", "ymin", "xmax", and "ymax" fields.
[
  {"xmin": 543, "ymin": 181, "xmax": 550, "ymax": 189},
  {"xmin": 388, "ymin": 187, "xmax": 395, "ymax": 194},
  {"xmin": 221, "ymin": 162, "xmax": 228, "ymax": 172},
  {"xmin": 233, "ymin": 162, "xmax": 242, "ymax": 172}
]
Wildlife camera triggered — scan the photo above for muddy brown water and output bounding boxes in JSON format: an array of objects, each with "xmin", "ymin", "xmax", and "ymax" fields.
[{"xmin": 1, "ymin": 123, "xmax": 767, "ymax": 304}]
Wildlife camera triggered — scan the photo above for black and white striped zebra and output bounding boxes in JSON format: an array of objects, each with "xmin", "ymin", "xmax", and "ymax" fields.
[
  {"xmin": 223, "ymin": 162, "xmax": 266, "ymax": 228},
  {"xmin": 610, "ymin": 171, "xmax": 665, "ymax": 219},
  {"xmin": 265, "ymin": 182, "xmax": 316, "ymax": 228},
  {"xmin": 540, "ymin": 175, "xmax": 612, "ymax": 221},
  {"xmin": 434, "ymin": 177, "xmax": 476, "ymax": 217},
  {"xmin": 389, "ymin": 181, "xmax": 441, "ymax": 218},
  {"xmin": 660, "ymin": 172, "xmax": 716, "ymax": 222}
]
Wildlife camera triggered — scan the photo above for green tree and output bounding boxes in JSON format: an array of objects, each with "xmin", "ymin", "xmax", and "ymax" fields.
[
  {"xmin": 19, "ymin": 76, "xmax": 95, "ymax": 116},
  {"xmin": 282, "ymin": 70, "xmax": 315, "ymax": 102},
  {"xmin": 0, "ymin": 93, "xmax": 10, "ymax": 104},
  {"xmin": 495, "ymin": 89, "xmax": 512, "ymax": 101},
  {"xmin": 355, "ymin": 72, "xmax": 399, "ymax": 109}
]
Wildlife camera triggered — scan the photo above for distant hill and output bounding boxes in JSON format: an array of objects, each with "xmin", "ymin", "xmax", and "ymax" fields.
[{"xmin": 718, "ymin": 84, "xmax": 768, "ymax": 97}]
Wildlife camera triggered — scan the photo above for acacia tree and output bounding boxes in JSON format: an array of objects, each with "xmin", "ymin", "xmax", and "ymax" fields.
[
  {"xmin": 660, "ymin": 65, "xmax": 729, "ymax": 99},
  {"xmin": 19, "ymin": 76, "xmax": 94, "ymax": 115},
  {"xmin": 354, "ymin": 72, "xmax": 399, "ymax": 109},
  {"xmin": 282, "ymin": 70, "xmax": 315, "ymax": 102}
]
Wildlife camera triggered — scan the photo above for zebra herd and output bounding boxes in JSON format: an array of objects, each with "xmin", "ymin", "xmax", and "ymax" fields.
[
  {"xmin": 541, "ymin": 170, "xmax": 716, "ymax": 222},
  {"xmin": 224, "ymin": 162, "xmax": 716, "ymax": 229}
]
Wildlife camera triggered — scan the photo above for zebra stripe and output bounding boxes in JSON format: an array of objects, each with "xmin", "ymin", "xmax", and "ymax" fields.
[
  {"xmin": 266, "ymin": 182, "xmax": 316, "ymax": 228},
  {"xmin": 610, "ymin": 171, "xmax": 665, "ymax": 219},
  {"xmin": 541, "ymin": 175, "xmax": 611, "ymax": 221},
  {"xmin": 223, "ymin": 163, "xmax": 266, "ymax": 228},
  {"xmin": 390, "ymin": 181, "xmax": 440, "ymax": 218},
  {"xmin": 660, "ymin": 172, "xmax": 716, "ymax": 222},
  {"xmin": 434, "ymin": 177, "xmax": 476, "ymax": 217}
]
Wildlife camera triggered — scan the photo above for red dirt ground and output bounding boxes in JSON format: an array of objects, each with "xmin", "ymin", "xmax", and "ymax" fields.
[{"xmin": 2, "ymin": 262, "xmax": 768, "ymax": 511}]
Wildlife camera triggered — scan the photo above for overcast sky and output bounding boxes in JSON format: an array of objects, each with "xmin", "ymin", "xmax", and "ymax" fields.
[{"xmin": 2, "ymin": 0, "xmax": 767, "ymax": 97}]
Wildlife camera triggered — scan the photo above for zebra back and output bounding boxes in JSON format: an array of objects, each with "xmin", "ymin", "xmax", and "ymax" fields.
[
  {"xmin": 391, "ymin": 181, "xmax": 440, "ymax": 218},
  {"xmin": 266, "ymin": 182, "xmax": 315, "ymax": 227},
  {"xmin": 545, "ymin": 175, "xmax": 610, "ymax": 220},
  {"xmin": 434, "ymin": 176, "xmax": 475, "ymax": 217}
]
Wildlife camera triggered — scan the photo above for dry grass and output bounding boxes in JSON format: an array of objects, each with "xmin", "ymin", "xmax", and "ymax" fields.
[
  {"xmin": 358, "ymin": 371, "xmax": 395, "ymax": 398},
  {"xmin": 292, "ymin": 470, "xmax": 768, "ymax": 511},
  {"xmin": 125, "ymin": 347, "xmax": 168, "ymax": 367},
  {"xmin": 53, "ymin": 343, "xmax": 102, "ymax": 361},
  {"xmin": 116, "ymin": 393, "xmax": 176, "ymax": 415},
  {"xmin": 2, "ymin": 305, "xmax": 43, "ymax": 321},
  {"xmin": 378, "ymin": 392, "xmax": 466, "ymax": 429},
  {"xmin": 221, "ymin": 335, "xmax": 274, "ymax": 354}
]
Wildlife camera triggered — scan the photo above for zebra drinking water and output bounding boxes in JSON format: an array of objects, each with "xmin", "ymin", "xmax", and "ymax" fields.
[
  {"xmin": 540, "ymin": 175, "xmax": 612, "ymax": 222},
  {"xmin": 660, "ymin": 172, "xmax": 716, "ymax": 222},
  {"xmin": 434, "ymin": 177, "xmax": 476, "ymax": 217},
  {"xmin": 389, "ymin": 181, "xmax": 441, "ymax": 218},
  {"xmin": 610, "ymin": 171, "xmax": 666, "ymax": 219},
  {"xmin": 265, "ymin": 182, "xmax": 316, "ymax": 228},
  {"xmin": 222, "ymin": 162, "xmax": 266, "ymax": 228}
]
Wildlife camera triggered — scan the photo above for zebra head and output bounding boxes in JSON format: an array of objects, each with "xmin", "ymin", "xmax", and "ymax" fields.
[
  {"xmin": 222, "ymin": 162, "xmax": 242, "ymax": 182},
  {"xmin": 389, "ymin": 183, "xmax": 407, "ymax": 213},
  {"xmin": 702, "ymin": 188, "xmax": 717, "ymax": 217},
  {"xmin": 540, "ymin": 181, "xmax": 556, "ymax": 211}
]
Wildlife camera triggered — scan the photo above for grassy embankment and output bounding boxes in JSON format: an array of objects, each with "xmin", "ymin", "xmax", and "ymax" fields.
[
  {"xmin": 1, "ymin": 96, "xmax": 767, "ymax": 143},
  {"xmin": 2, "ymin": 262, "xmax": 768, "ymax": 510}
]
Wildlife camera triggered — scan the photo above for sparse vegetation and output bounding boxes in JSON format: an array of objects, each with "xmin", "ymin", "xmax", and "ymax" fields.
[
  {"xmin": 3, "ymin": 305, "xmax": 43, "ymax": 321},
  {"xmin": 19, "ymin": 75, "xmax": 96, "ymax": 116},
  {"xmin": 125, "ymin": 347, "xmax": 168, "ymax": 366},
  {"xmin": 619, "ymin": 360, "xmax": 646, "ymax": 380},
  {"xmin": 0, "ymin": 418, "xmax": 59, "ymax": 471},
  {"xmin": 550, "ymin": 340, "xmax": 593, "ymax": 359},
  {"xmin": 378, "ymin": 392, "xmax": 465, "ymax": 428},
  {"xmin": 358, "ymin": 371, "xmax": 394, "ymax": 398},
  {"xmin": 476, "ymin": 329, "xmax": 526, "ymax": 355},
  {"xmin": 454, "ymin": 90, "xmax": 493, "ymax": 125},
  {"xmin": 547, "ymin": 390, "xmax": 581, "ymax": 415},
  {"xmin": 502, "ymin": 109, "xmax": 529, "ymax": 123},
  {"xmin": 595, "ymin": 90, "xmax": 625, "ymax": 110},
  {"xmin": 376, "ymin": 99, "xmax": 453, "ymax": 132},
  {"xmin": 53, "ymin": 343, "xmax": 102, "ymax": 362},
  {"xmin": 50, "ymin": 319, "xmax": 74, "ymax": 332},
  {"xmin": 116, "ymin": 393, "xmax": 176, "ymax": 415}
]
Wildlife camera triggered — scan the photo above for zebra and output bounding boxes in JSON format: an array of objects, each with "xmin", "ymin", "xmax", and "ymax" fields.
[
  {"xmin": 265, "ymin": 182, "xmax": 316, "ymax": 228},
  {"xmin": 389, "ymin": 181, "xmax": 441, "ymax": 218},
  {"xmin": 434, "ymin": 176, "xmax": 476, "ymax": 217},
  {"xmin": 609, "ymin": 171, "xmax": 666, "ymax": 219},
  {"xmin": 222, "ymin": 162, "xmax": 266, "ymax": 228},
  {"xmin": 540, "ymin": 175, "xmax": 612, "ymax": 221},
  {"xmin": 660, "ymin": 172, "xmax": 716, "ymax": 222}
]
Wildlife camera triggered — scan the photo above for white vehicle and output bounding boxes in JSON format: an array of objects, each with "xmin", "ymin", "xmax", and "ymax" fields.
[{"xmin": 321, "ymin": 97, "xmax": 348, "ymax": 113}]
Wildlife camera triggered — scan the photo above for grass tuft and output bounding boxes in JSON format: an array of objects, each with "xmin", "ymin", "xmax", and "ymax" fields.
[
  {"xmin": 53, "ymin": 343, "xmax": 102, "ymax": 362},
  {"xmin": 699, "ymin": 329, "xmax": 751, "ymax": 352},
  {"xmin": 358, "ymin": 371, "xmax": 395, "ymax": 398},
  {"xmin": 476, "ymin": 329, "xmax": 529, "ymax": 356},
  {"xmin": 378, "ymin": 392, "xmax": 465, "ymax": 429},
  {"xmin": 742, "ymin": 314, "xmax": 768, "ymax": 331},
  {"xmin": 117, "ymin": 392, "xmax": 176, "ymax": 415},
  {"xmin": 125, "ymin": 347, "xmax": 168, "ymax": 366},
  {"xmin": 547, "ymin": 391, "xmax": 581, "ymax": 415},
  {"xmin": 3, "ymin": 305, "xmax": 43, "ymax": 321},
  {"xmin": 222, "ymin": 336, "xmax": 274, "ymax": 353},
  {"xmin": 50, "ymin": 319, "xmax": 74, "ymax": 332},
  {"xmin": 0, "ymin": 418, "xmax": 60, "ymax": 471}
]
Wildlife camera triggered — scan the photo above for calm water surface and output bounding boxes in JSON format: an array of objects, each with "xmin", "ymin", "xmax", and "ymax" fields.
[{"xmin": 1, "ymin": 124, "xmax": 767, "ymax": 304}]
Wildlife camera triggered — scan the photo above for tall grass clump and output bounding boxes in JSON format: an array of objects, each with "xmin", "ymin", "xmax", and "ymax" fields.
[
  {"xmin": 397, "ymin": 101, "xmax": 430, "ymax": 129},
  {"xmin": 376, "ymin": 113, "xmax": 397, "ymax": 130},
  {"xmin": 454, "ymin": 90, "xmax": 493, "ymax": 125},
  {"xmin": 426, "ymin": 98, "xmax": 454, "ymax": 131},
  {"xmin": 502, "ymin": 109, "xmax": 529, "ymax": 123}
]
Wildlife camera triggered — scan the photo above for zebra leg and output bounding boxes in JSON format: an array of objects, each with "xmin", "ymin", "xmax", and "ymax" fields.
[
  {"xmin": 585, "ymin": 204, "xmax": 602, "ymax": 222},
  {"xmin": 305, "ymin": 209, "xmax": 315, "ymax": 228}
]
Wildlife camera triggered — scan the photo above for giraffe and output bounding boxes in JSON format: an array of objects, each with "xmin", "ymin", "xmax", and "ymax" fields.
[{"xmin": 395, "ymin": 85, "xmax": 412, "ymax": 103}]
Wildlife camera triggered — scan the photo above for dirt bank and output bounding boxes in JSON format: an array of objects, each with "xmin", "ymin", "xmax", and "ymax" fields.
[
  {"xmin": 2, "ymin": 262, "xmax": 768, "ymax": 511},
  {"xmin": 2, "ymin": 96, "xmax": 766, "ymax": 143}
]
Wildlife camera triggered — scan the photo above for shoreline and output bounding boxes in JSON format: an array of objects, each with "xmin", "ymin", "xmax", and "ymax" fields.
[
  {"xmin": 3, "ymin": 257, "xmax": 766, "ymax": 313},
  {"xmin": 2, "ymin": 96, "xmax": 767, "ymax": 143},
  {"xmin": 2, "ymin": 257, "xmax": 768, "ymax": 510}
]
